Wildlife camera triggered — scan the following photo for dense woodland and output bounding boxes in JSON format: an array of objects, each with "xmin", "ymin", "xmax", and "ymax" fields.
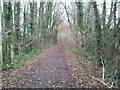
[
  {"xmin": 71, "ymin": 1, "xmax": 120, "ymax": 88},
  {"xmin": 1, "ymin": 1, "xmax": 61, "ymax": 70},
  {"xmin": 0, "ymin": 0, "xmax": 120, "ymax": 88}
]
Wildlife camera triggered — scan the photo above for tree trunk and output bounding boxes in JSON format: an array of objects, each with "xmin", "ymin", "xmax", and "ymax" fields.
[
  {"xmin": 76, "ymin": 2, "xmax": 84, "ymax": 30},
  {"xmin": 2, "ymin": 2, "xmax": 12, "ymax": 64},
  {"xmin": 14, "ymin": 2, "xmax": 21, "ymax": 56},
  {"xmin": 92, "ymin": 2, "xmax": 103, "ymax": 67}
]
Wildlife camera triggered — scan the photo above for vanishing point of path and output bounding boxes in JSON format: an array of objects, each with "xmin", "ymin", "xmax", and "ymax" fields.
[{"xmin": 3, "ymin": 44, "xmax": 82, "ymax": 88}]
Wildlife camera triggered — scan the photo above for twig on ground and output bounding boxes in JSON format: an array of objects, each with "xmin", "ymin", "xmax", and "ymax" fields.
[{"xmin": 90, "ymin": 57, "xmax": 118, "ymax": 88}]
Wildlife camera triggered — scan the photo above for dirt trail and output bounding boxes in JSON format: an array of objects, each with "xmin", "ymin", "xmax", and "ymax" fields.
[{"xmin": 3, "ymin": 44, "xmax": 82, "ymax": 88}]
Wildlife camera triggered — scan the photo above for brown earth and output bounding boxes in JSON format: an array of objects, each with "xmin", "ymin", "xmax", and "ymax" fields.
[
  {"xmin": 2, "ymin": 43, "xmax": 102, "ymax": 88},
  {"xmin": 2, "ymin": 44, "xmax": 82, "ymax": 88}
]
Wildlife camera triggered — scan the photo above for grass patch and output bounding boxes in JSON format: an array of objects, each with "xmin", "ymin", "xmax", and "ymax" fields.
[
  {"xmin": 2, "ymin": 44, "xmax": 55, "ymax": 71},
  {"xmin": 84, "ymin": 52, "xmax": 97, "ymax": 62},
  {"xmin": 68, "ymin": 47, "xmax": 88, "ymax": 68},
  {"xmin": 77, "ymin": 59, "xmax": 87, "ymax": 68}
]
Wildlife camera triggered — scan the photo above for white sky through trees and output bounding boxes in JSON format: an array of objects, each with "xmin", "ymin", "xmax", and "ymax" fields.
[{"xmin": 0, "ymin": 0, "xmax": 119, "ymax": 34}]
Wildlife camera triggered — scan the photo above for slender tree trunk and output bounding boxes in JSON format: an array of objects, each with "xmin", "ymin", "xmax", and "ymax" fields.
[
  {"xmin": 107, "ymin": 2, "xmax": 114, "ymax": 29},
  {"xmin": 29, "ymin": 2, "xmax": 37, "ymax": 51},
  {"xmin": 76, "ymin": 2, "xmax": 84, "ymax": 30},
  {"xmin": 113, "ymin": 2, "xmax": 117, "ymax": 26},
  {"xmin": 2, "ymin": 2, "xmax": 12, "ymax": 64},
  {"xmin": 7, "ymin": 2, "xmax": 13, "ymax": 61},
  {"xmin": 2, "ymin": 2, "xmax": 8, "ymax": 64},
  {"xmin": 23, "ymin": 3, "xmax": 27, "ymax": 53},
  {"xmin": 102, "ymin": 0, "xmax": 106, "ymax": 30},
  {"xmin": 39, "ymin": 2, "xmax": 45, "ymax": 45},
  {"xmin": 14, "ymin": 2, "xmax": 20, "ymax": 56},
  {"xmin": 92, "ymin": 2, "xmax": 103, "ymax": 66}
]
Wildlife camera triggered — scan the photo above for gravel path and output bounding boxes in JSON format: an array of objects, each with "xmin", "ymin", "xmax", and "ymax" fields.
[{"xmin": 3, "ymin": 44, "xmax": 81, "ymax": 88}]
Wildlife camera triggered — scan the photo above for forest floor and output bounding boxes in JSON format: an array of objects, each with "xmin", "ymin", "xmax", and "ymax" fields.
[{"xmin": 2, "ymin": 43, "xmax": 101, "ymax": 88}]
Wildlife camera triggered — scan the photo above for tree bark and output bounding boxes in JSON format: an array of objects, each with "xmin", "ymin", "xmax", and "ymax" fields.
[{"xmin": 92, "ymin": 2, "xmax": 103, "ymax": 66}]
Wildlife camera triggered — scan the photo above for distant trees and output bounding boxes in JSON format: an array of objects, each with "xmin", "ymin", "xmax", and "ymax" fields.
[{"xmin": 1, "ymin": 1, "xmax": 61, "ymax": 69}]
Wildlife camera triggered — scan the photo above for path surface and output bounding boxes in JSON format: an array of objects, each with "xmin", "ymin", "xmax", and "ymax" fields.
[{"xmin": 3, "ymin": 44, "xmax": 81, "ymax": 88}]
